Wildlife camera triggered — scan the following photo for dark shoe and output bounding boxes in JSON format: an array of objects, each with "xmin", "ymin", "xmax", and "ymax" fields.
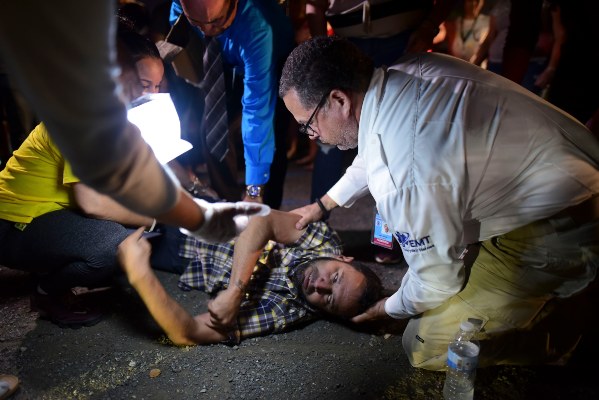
[
  {"xmin": 30, "ymin": 291, "xmax": 104, "ymax": 329},
  {"xmin": 374, "ymin": 247, "xmax": 403, "ymax": 264}
]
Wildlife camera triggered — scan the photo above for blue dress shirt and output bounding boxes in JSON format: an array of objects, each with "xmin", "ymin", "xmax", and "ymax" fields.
[{"xmin": 170, "ymin": 0, "xmax": 294, "ymax": 185}]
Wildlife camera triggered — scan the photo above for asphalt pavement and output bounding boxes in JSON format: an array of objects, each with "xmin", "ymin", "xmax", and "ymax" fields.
[{"xmin": 1, "ymin": 161, "xmax": 598, "ymax": 399}]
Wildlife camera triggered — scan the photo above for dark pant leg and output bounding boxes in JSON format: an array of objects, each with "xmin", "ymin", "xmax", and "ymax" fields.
[
  {"xmin": 200, "ymin": 65, "xmax": 243, "ymax": 202},
  {"xmin": 311, "ymin": 146, "xmax": 344, "ymax": 201},
  {"xmin": 263, "ymin": 98, "xmax": 289, "ymax": 209},
  {"xmin": 0, "ymin": 210, "xmax": 129, "ymax": 294},
  {"xmin": 148, "ymin": 225, "xmax": 188, "ymax": 275},
  {"xmin": 202, "ymin": 131, "xmax": 242, "ymax": 202},
  {"xmin": 310, "ymin": 146, "xmax": 357, "ymax": 202}
]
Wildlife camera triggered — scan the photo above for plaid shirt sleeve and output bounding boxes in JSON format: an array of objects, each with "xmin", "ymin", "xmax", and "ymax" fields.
[
  {"xmin": 234, "ymin": 293, "xmax": 315, "ymax": 341},
  {"xmin": 230, "ymin": 222, "xmax": 343, "ymax": 341}
]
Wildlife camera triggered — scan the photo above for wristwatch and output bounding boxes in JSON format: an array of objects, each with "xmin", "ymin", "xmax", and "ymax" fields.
[{"xmin": 246, "ymin": 184, "xmax": 264, "ymax": 199}]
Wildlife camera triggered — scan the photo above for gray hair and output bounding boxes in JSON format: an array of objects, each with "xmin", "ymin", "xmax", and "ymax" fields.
[{"xmin": 279, "ymin": 36, "xmax": 374, "ymax": 108}]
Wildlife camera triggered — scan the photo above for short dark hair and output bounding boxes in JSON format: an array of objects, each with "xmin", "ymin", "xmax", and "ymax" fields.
[
  {"xmin": 117, "ymin": 15, "xmax": 161, "ymax": 63},
  {"xmin": 115, "ymin": 15, "xmax": 162, "ymax": 102},
  {"xmin": 279, "ymin": 36, "xmax": 374, "ymax": 109},
  {"xmin": 350, "ymin": 261, "xmax": 384, "ymax": 314}
]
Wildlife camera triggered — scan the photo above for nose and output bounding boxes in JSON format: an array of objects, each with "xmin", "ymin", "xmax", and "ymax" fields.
[
  {"xmin": 313, "ymin": 277, "xmax": 331, "ymax": 294},
  {"xmin": 199, "ymin": 25, "xmax": 218, "ymax": 37}
]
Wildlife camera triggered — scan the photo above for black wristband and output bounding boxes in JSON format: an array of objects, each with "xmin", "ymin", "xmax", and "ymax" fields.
[{"xmin": 315, "ymin": 198, "xmax": 330, "ymax": 220}]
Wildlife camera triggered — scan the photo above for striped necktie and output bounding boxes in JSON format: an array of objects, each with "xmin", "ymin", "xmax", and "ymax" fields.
[{"xmin": 199, "ymin": 37, "xmax": 229, "ymax": 161}]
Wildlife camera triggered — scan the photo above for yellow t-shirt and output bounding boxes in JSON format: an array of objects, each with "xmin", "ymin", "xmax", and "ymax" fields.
[{"xmin": 0, "ymin": 123, "xmax": 80, "ymax": 223}]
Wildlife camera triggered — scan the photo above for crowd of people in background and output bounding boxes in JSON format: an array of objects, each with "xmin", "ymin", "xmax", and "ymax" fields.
[
  {"xmin": 3, "ymin": 0, "xmax": 598, "ymax": 199},
  {"xmin": 0, "ymin": 1, "xmax": 598, "ymax": 396}
]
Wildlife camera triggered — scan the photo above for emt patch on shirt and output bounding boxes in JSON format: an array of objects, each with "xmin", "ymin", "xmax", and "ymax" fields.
[{"xmin": 395, "ymin": 232, "xmax": 435, "ymax": 254}]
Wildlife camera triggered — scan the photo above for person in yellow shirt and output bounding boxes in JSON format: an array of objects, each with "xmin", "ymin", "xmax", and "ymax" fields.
[{"xmin": 0, "ymin": 18, "xmax": 177, "ymax": 328}]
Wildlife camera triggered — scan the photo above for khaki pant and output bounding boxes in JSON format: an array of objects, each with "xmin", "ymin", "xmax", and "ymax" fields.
[{"xmin": 403, "ymin": 197, "xmax": 599, "ymax": 370}]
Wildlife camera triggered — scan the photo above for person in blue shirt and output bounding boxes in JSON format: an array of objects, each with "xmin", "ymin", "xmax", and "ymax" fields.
[{"xmin": 170, "ymin": 0, "xmax": 295, "ymax": 209}]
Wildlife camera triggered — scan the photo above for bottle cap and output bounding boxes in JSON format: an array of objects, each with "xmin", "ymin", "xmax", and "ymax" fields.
[{"xmin": 460, "ymin": 321, "xmax": 475, "ymax": 332}]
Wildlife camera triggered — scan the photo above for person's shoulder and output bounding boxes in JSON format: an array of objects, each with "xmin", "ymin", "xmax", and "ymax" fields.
[
  {"xmin": 228, "ymin": 0, "xmax": 270, "ymax": 39},
  {"xmin": 30, "ymin": 123, "xmax": 56, "ymax": 150}
]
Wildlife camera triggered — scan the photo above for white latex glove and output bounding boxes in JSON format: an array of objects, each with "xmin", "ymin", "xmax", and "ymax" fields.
[{"xmin": 180, "ymin": 199, "xmax": 270, "ymax": 243}]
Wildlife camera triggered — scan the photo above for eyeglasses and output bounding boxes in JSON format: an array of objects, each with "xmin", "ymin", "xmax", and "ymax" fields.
[
  {"xmin": 298, "ymin": 91, "xmax": 329, "ymax": 137},
  {"xmin": 187, "ymin": 0, "xmax": 237, "ymax": 31}
]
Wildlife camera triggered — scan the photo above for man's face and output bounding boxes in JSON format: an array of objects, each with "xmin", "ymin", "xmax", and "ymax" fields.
[
  {"xmin": 292, "ymin": 258, "xmax": 366, "ymax": 318},
  {"xmin": 181, "ymin": 0, "xmax": 237, "ymax": 37},
  {"xmin": 283, "ymin": 88, "xmax": 359, "ymax": 150}
]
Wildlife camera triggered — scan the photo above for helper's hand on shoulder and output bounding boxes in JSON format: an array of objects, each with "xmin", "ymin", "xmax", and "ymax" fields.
[{"xmin": 290, "ymin": 203, "xmax": 320, "ymax": 229}]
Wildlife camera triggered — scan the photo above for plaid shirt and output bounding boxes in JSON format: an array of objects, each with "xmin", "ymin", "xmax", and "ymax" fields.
[{"xmin": 178, "ymin": 222, "xmax": 343, "ymax": 341}]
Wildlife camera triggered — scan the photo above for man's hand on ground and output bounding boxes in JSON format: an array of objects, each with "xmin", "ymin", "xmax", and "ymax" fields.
[
  {"xmin": 351, "ymin": 297, "xmax": 390, "ymax": 324},
  {"xmin": 181, "ymin": 199, "xmax": 270, "ymax": 243}
]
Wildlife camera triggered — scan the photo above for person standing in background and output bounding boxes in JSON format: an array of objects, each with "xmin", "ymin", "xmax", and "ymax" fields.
[
  {"xmin": 445, "ymin": 0, "xmax": 490, "ymax": 63},
  {"xmin": 470, "ymin": 0, "xmax": 510, "ymax": 73},
  {"xmin": 541, "ymin": 0, "xmax": 599, "ymax": 126},
  {"xmin": 170, "ymin": 0, "xmax": 295, "ymax": 209}
]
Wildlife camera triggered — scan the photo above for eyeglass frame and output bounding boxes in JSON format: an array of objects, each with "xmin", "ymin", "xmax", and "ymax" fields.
[
  {"xmin": 298, "ymin": 91, "xmax": 330, "ymax": 137},
  {"xmin": 186, "ymin": 0, "xmax": 238, "ymax": 30}
]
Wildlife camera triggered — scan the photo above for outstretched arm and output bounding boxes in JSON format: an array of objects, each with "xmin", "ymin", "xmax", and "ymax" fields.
[
  {"xmin": 73, "ymin": 183, "xmax": 155, "ymax": 228},
  {"xmin": 207, "ymin": 210, "xmax": 307, "ymax": 329},
  {"xmin": 117, "ymin": 228, "xmax": 228, "ymax": 345}
]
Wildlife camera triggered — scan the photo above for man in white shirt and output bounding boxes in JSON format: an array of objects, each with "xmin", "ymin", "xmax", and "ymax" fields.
[{"xmin": 280, "ymin": 36, "xmax": 599, "ymax": 370}]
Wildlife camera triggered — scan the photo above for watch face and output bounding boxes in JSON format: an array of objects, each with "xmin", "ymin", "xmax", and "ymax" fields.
[{"xmin": 247, "ymin": 185, "xmax": 262, "ymax": 197}]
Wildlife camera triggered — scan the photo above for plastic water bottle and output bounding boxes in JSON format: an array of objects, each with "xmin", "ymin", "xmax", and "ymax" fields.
[{"xmin": 442, "ymin": 320, "xmax": 480, "ymax": 400}]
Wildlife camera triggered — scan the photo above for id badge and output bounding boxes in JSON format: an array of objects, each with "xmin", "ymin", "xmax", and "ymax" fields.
[{"xmin": 371, "ymin": 213, "xmax": 393, "ymax": 249}]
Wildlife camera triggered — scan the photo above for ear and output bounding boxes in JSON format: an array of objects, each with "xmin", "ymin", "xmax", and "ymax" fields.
[
  {"xmin": 333, "ymin": 255, "xmax": 354, "ymax": 263},
  {"xmin": 329, "ymin": 89, "xmax": 353, "ymax": 118}
]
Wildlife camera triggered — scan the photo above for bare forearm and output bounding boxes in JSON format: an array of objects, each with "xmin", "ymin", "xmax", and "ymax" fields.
[
  {"xmin": 131, "ymin": 270, "xmax": 199, "ymax": 345},
  {"xmin": 229, "ymin": 216, "xmax": 275, "ymax": 293},
  {"xmin": 230, "ymin": 211, "xmax": 305, "ymax": 294},
  {"xmin": 74, "ymin": 184, "xmax": 154, "ymax": 227},
  {"xmin": 305, "ymin": 2, "xmax": 327, "ymax": 37},
  {"xmin": 320, "ymin": 194, "xmax": 338, "ymax": 212},
  {"xmin": 156, "ymin": 188, "xmax": 204, "ymax": 231}
]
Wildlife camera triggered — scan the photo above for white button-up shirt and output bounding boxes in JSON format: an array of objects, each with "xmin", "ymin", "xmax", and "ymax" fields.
[{"xmin": 328, "ymin": 53, "xmax": 599, "ymax": 319}]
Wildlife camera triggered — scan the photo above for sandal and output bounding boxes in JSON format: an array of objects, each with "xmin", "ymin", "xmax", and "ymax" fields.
[{"xmin": 0, "ymin": 374, "xmax": 19, "ymax": 400}]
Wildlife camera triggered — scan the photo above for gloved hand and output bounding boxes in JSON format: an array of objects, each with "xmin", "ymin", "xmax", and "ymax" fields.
[{"xmin": 180, "ymin": 199, "xmax": 270, "ymax": 243}]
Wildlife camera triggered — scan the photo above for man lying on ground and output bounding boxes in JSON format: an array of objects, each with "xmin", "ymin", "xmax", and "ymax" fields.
[{"xmin": 117, "ymin": 210, "xmax": 384, "ymax": 344}]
